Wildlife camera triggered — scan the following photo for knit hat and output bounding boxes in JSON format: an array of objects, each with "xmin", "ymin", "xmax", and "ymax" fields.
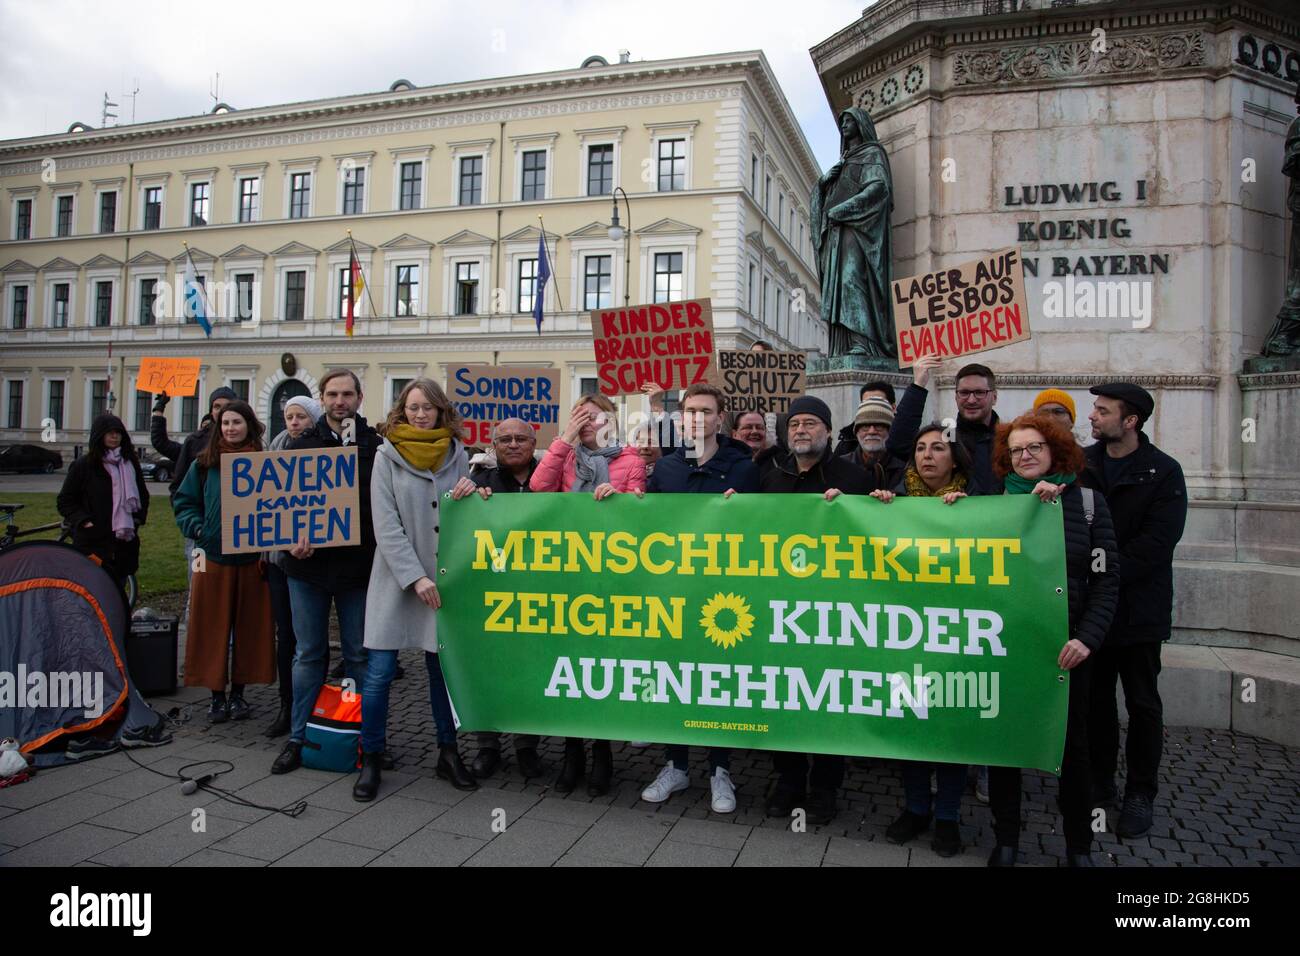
[
  {"xmin": 283, "ymin": 395, "xmax": 323, "ymax": 423},
  {"xmin": 853, "ymin": 397, "xmax": 895, "ymax": 430},
  {"xmin": 1033, "ymin": 388, "xmax": 1076, "ymax": 423},
  {"xmin": 208, "ymin": 386, "xmax": 239, "ymax": 412},
  {"xmin": 786, "ymin": 395, "xmax": 832, "ymax": 432}
]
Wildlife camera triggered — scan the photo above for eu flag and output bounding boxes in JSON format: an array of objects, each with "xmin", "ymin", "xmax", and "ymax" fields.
[{"xmin": 533, "ymin": 231, "xmax": 551, "ymax": 334}]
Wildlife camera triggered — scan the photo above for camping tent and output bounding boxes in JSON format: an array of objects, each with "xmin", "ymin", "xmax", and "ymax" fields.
[{"xmin": 0, "ymin": 541, "xmax": 161, "ymax": 765}]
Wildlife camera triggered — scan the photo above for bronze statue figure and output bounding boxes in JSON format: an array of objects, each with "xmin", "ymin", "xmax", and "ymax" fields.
[
  {"xmin": 811, "ymin": 107, "xmax": 897, "ymax": 359},
  {"xmin": 1263, "ymin": 81, "xmax": 1300, "ymax": 357}
]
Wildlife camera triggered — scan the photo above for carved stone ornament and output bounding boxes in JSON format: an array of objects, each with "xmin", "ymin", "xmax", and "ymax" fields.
[{"xmin": 954, "ymin": 32, "xmax": 1206, "ymax": 87}]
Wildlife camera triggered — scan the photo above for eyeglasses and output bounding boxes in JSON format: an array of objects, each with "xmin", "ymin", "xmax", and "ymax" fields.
[
  {"xmin": 494, "ymin": 435, "xmax": 535, "ymax": 445},
  {"xmin": 788, "ymin": 417, "xmax": 824, "ymax": 432},
  {"xmin": 1009, "ymin": 442, "xmax": 1046, "ymax": 460},
  {"xmin": 956, "ymin": 389, "xmax": 992, "ymax": 400}
]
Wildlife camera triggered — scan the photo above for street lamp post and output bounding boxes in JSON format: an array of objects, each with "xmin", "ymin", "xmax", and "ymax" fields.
[{"xmin": 606, "ymin": 186, "xmax": 631, "ymax": 307}]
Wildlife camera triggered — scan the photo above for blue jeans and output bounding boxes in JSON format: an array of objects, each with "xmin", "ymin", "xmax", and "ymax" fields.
[
  {"xmin": 901, "ymin": 762, "xmax": 968, "ymax": 821},
  {"xmin": 665, "ymin": 745, "xmax": 730, "ymax": 773},
  {"xmin": 360, "ymin": 650, "xmax": 456, "ymax": 752},
  {"xmin": 287, "ymin": 577, "xmax": 368, "ymax": 742}
]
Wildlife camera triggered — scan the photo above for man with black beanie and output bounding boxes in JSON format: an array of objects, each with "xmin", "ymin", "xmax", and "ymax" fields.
[{"xmin": 1080, "ymin": 382, "xmax": 1187, "ymax": 839}]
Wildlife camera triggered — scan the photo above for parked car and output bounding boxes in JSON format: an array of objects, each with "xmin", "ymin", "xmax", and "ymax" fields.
[
  {"xmin": 139, "ymin": 448, "xmax": 174, "ymax": 483},
  {"xmin": 0, "ymin": 444, "xmax": 63, "ymax": 474}
]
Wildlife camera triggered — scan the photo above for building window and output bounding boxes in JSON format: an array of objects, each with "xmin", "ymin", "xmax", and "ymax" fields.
[
  {"xmin": 778, "ymin": 193, "xmax": 784, "ymax": 232},
  {"xmin": 189, "ymin": 182, "xmax": 210, "ymax": 226},
  {"xmin": 56, "ymin": 195, "xmax": 73, "ymax": 237},
  {"xmin": 134, "ymin": 389, "xmax": 151, "ymax": 432},
  {"xmin": 587, "ymin": 145, "xmax": 613, "ymax": 196},
  {"xmin": 751, "ymin": 154, "xmax": 758, "ymax": 195},
  {"xmin": 90, "ymin": 379, "xmax": 109, "ymax": 419},
  {"xmin": 144, "ymin": 187, "xmax": 162, "ymax": 230},
  {"xmin": 455, "ymin": 262, "xmax": 479, "ymax": 315},
  {"xmin": 747, "ymin": 263, "xmax": 755, "ymax": 314},
  {"xmin": 139, "ymin": 278, "xmax": 157, "ymax": 326},
  {"xmin": 761, "ymin": 276, "xmax": 770, "ymax": 320},
  {"xmin": 99, "ymin": 192, "xmax": 117, "ymax": 234},
  {"xmin": 517, "ymin": 258, "xmax": 537, "ymax": 313},
  {"xmin": 395, "ymin": 265, "xmax": 419, "ymax": 317},
  {"xmin": 12, "ymin": 285, "xmax": 28, "ymax": 330},
  {"xmin": 653, "ymin": 252, "xmax": 683, "ymax": 304},
  {"xmin": 48, "ymin": 381, "xmax": 65, "ymax": 429},
  {"xmin": 458, "ymin": 157, "xmax": 483, "ymax": 206},
  {"xmin": 180, "ymin": 396, "xmax": 198, "ymax": 433},
  {"xmin": 284, "ymin": 271, "xmax": 306, "ymax": 320},
  {"xmin": 584, "ymin": 255, "xmax": 612, "ymax": 310},
  {"xmin": 399, "ymin": 162, "xmax": 422, "ymax": 210},
  {"xmin": 521, "ymin": 150, "xmax": 546, "ymax": 201},
  {"xmin": 342, "ymin": 166, "xmax": 365, "ymax": 215},
  {"xmin": 238, "ymin": 177, "xmax": 259, "ymax": 222},
  {"xmin": 764, "ymin": 175, "xmax": 771, "ymax": 214},
  {"xmin": 229, "ymin": 379, "xmax": 250, "ymax": 402},
  {"xmin": 289, "ymin": 172, "xmax": 311, "ymax": 219},
  {"xmin": 799, "ymin": 221, "xmax": 804, "ymax": 258},
  {"xmin": 235, "ymin": 274, "xmax": 255, "ymax": 322},
  {"xmin": 579, "ymin": 377, "xmax": 599, "ymax": 398},
  {"xmin": 94, "ymin": 281, "xmax": 113, "ymax": 327},
  {"xmin": 15, "ymin": 199, "xmax": 32, "ymax": 239},
  {"xmin": 390, "ymin": 378, "xmax": 412, "ymax": 406},
  {"xmin": 657, "ymin": 139, "xmax": 686, "ymax": 192},
  {"xmin": 52, "ymin": 283, "xmax": 70, "ymax": 328},
  {"xmin": 7, "ymin": 381, "xmax": 22, "ymax": 429}
]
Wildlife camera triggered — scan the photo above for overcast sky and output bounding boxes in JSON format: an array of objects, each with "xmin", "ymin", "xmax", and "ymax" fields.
[{"xmin": 0, "ymin": 0, "xmax": 866, "ymax": 170}]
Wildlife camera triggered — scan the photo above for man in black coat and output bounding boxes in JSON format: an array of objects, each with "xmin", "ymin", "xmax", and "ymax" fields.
[
  {"xmin": 838, "ymin": 396, "xmax": 907, "ymax": 492},
  {"xmin": 469, "ymin": 418, "xmax": 544, "ymax": 780},
  {"xmin": 272, "ymin": 369, "xmax": 383, "ymax": 775},
  {"xmin": 150, "ymin": 386, "xmax": 238, "ymax": 498},
  {"xmin": 755, "ymin": 395, "xmax": 869, "ymax": 826},
  {"xmin": 887, "ymin": 356, "xmax": 1003, "ymax": 494},
  {"xmin": 1079, "ymin": 383, "xmax": 1188, "ymax": 839}
]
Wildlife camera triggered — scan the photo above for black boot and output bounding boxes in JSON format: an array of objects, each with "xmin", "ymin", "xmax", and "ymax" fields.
[
  {"xmin": 555, "ymin": 739, "xmax": 585, "ymax": 794},
  {"xmin": 436, "ymin": 744, "xmax": 479, "ymax": 791},
  {"xmin": 587, "ymin": 740, "xmax": 613, "ymax": 796},
  {"xmin": 264, "ymin": 702, "xmax": 291, "ymax": 738},
  {"xmin": 353, "ymin": 751, "xmax": 382, "ymax": 802}
]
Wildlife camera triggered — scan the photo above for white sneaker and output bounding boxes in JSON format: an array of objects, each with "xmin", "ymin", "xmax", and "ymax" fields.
[
  {"xmin": 641, "ymin": 762, "xmax": 690, "ymax": 803},
  {"xmin": 710, "ymin": 767, "xmax": 737, "ymax": 814}
]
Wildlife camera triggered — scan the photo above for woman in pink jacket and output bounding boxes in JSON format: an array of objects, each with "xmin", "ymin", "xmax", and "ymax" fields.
[{"xmin": 529, "ymin": 392, "xmax": 645, "ymax": 794}]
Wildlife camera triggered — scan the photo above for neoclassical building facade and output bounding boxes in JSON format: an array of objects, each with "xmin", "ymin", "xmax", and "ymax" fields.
[{"xmin": 0, "ymin": 51, "xmax": 824, "ymax": 446}]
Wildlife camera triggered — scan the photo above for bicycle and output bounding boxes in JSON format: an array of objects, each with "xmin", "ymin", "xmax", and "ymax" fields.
[{"xmin": 0, "ymin": 502, "xmax": 139, "ymax": 609}]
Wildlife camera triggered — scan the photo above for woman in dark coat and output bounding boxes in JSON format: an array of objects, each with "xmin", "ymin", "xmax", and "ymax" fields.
[
  {"xmin": 986, "ymin": 413, "xmax": 1120, "ymax": 866},
  {"xmin": 57, "ymin": 413, "xmax": 149, "ymax": 602}
]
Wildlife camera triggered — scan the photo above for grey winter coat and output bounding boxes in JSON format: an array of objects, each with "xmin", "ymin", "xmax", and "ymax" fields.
[{"xmin": 364, "ymin": 439, "xmax": 469, "ymax": 653}]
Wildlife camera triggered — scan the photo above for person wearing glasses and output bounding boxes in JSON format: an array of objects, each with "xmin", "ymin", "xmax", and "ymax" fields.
[
  {"xmin": 887, "ymin": 355, "xmax": 1004, "ymax": 493},
  {"xmin": 986, "ymin": 413, "xmax": 1120, "ymax": 866},
  {"xmin": 755, "ymin": 395, "xmax": 871, "ymax": 826},
  {"xmin": 465, "ymin": 418, "xmax": 546, "ymax": 781},
  {"xmin": 1032, "ymin": 389, "xmax": 1078, "ymax": 439}
]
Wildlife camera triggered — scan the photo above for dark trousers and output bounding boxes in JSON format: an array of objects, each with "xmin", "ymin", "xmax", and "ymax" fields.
[
  {"xmin": 989, "ymin": 659, "xmax": 1095, "ymax": 854},
  {"xmin": 773, "ymin": 751, "xmax": 844, "ymax": 792},
  {"xmin": 1089, "ymin": 641, "xmax": 1163, "ymax": 799},
  {"xmin": 267, "ymin": 563, "xmax": 295, "ymax": 704}
]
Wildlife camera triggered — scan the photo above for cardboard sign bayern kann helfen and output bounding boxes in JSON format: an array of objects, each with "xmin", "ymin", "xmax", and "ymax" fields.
[
  {"xmin": 891, "ymin": 247, "xmax": 1031, "ymax": 368},
  {"xmin": 220, "ymin": 447, "xmax": 361, "ymax": 555}
]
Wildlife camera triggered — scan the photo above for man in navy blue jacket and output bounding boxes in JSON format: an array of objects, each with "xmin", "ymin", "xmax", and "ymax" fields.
[{"xmin": 637, "ymin": 382, "xmax": 759, "ymax": 814}]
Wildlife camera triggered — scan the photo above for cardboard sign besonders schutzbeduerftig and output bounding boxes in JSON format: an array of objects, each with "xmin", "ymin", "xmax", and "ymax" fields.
[
  {"xmin": 590, "ymin": 298, "xmax": 716, "ymax": 397},
  {"xmin": 891, "ymin": 247, "xmax": 1031, "ymax": 369},
  {"xmin": 448, "ymin": 365, "xmax": 561, "ymax": 447},
  {"xmin": 220, "ymin": 447, "xmax": 361, "ymax": 555},
  {"xmin": 711, "ymin": 350, "xmax": 806, "ymax": 415}
]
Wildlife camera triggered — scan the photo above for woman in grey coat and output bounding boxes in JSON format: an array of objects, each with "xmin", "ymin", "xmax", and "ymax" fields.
[{"xmin": 354, "ymin": 379, "xmax": 479, "ymax": 801}]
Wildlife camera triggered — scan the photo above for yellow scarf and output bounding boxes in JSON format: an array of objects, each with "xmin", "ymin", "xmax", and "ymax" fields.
[
  {"xmin": 904, "ymin": 466, "xmax": 967, "ymax": 498},
  {"xmin": 386, "ymin": 424, "xmax": 452, "ymax": 473}
]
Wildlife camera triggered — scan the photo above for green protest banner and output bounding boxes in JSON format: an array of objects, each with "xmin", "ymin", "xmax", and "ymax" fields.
[{"xmin": 437, "ymin": 493, "xmax": 1071, "ymax": 773}]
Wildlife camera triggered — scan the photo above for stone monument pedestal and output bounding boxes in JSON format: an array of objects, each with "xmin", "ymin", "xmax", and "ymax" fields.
[{"xmin": 807, "ymin": 355, "xmax": 910, "ymax": 435}]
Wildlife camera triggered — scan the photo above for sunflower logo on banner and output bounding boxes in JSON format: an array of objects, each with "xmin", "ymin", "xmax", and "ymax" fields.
[{"xmin": 699, "ymin": 593, "xmax": 754, "ymax": 650}]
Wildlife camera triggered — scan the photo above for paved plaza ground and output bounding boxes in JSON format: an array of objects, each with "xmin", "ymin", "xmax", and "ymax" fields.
[{"xmin": 2, "ymin": 648, "xmax": 1296, "ymax": 867}]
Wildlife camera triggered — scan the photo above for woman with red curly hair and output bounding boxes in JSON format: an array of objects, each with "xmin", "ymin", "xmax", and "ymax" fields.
[{"xmin": 985, "ymin": 413, "xmax": 1120, "ymax": 867}]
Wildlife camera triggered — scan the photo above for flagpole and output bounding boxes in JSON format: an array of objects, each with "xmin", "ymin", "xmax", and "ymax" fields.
[{"xmin": 347, "ymin": 230, "xmax": 380, "ymax": 322}]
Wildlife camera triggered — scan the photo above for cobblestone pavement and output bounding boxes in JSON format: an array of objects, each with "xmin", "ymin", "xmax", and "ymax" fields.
[{"xmin": 2, "ymin": 646, "xmax": 1296, "ymax": 867}]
